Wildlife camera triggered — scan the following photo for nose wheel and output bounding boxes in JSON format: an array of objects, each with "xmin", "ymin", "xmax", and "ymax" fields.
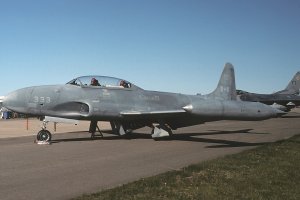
[
  {"xmin": 37, "ymin": 130, "xmax": 52, "ymax": 142},
  {"xmin": 36, "ymin": 119, "xmax": 52, "ymax": 142}
]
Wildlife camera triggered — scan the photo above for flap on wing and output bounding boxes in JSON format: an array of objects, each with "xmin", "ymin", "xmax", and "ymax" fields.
[{"xmin": 120, "ymin": 109, "xmax": 186, "ymax": 116}]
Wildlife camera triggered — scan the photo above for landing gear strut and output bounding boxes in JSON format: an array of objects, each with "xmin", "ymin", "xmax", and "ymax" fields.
[
  {"xmin": 110, "ymin": 121, "xmax": 130, "ymax": 136},
  {"xmin": 89, "ymin": 120, "xmax": 103, "ymax": 139}
]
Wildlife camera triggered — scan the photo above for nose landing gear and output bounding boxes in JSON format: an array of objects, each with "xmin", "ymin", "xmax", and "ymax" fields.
[
  {"xmin": 37, "ymin": 130, "xmax": 52, "ymax": 142},
  {"xmin": 36, "ymin": 120, "xmax": 52, "ymax": 143}
]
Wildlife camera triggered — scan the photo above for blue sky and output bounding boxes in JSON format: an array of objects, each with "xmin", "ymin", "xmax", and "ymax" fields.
[{"xmin": 0, "ymin": 0, "xmax": 299, "ymax": 96}]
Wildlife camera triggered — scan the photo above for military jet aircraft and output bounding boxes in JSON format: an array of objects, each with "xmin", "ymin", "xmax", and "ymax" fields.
[
  {"xmin": 237, "ymin": 71, "xmax": 300, "ymax": 111},
  {"xmin": 3, "ymin": 63, "xmax": 284, "ymax": 142}
]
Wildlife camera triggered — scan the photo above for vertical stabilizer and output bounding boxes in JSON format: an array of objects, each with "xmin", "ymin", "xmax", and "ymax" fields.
[
  {"xmin": 206, "ymin": 63, "xmax": 237, "ymax": 100},
  {"xmin": 281, "ymin": 71, "xmax": 300, "ymax": 94}
]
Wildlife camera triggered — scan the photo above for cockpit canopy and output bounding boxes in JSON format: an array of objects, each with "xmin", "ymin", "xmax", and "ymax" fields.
[
  {"xmin": 66, "ymin": 76, "xmax": 141, "ymax": 90},
  {"xmin": 236, "ymin": 90, "xmax": 249, "ymax": 95}
]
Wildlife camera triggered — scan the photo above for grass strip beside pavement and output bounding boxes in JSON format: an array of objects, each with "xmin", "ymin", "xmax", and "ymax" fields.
[{"xmin": 74, "ymin": 135, "xmax": 300, "ymax": 200}]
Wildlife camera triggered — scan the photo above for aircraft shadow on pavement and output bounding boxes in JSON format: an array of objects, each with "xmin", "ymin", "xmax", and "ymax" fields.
[
  {"xmin": 206, "ymin": 129, "xmax": 268, "ymax": 135},
  {"xmin": 170, "ymin": 134, "xmax": 269, "ymax": 148},
  {"xmin": 51, "ymin": 129, "xmax": 270, "ymax": 148},
  {"xmin": 281, "ymin": 115, "xmax": 300, "ymax": 119},
  {"xmin": 51, "ymin": 136, "xmax": 99, "ymax": 144}
]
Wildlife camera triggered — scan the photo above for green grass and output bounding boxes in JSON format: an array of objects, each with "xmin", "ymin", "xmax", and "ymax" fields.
[{"xmin": 73, "ymin": 135, "xmax": 300, "ymax": 200}]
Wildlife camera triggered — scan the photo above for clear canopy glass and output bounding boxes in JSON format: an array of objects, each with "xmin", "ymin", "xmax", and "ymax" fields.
[{"xmin": 66, "ymin": 76, "xmax": 141, "ymax": 89}]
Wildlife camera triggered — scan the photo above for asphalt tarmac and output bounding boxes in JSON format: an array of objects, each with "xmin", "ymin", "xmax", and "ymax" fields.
[{"xmin": 1, "ymin": 110, "xmax": 300, "ymax": 200}]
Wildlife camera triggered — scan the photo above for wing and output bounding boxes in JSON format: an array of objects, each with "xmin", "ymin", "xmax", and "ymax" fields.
[
  {"xmin": 120, "ymin": 109, "xmax": 186, "ymax": 116},
  {"xmin": 119, "ymin": 107, "xmax": 199, "ymax": 130},
  {"xmin": 118, "ymin": 104, "xmax": 206, "ymax": 130},
  {"xmin": 120, "ymin": 105, "xmax": 192, "ymax": 116}
]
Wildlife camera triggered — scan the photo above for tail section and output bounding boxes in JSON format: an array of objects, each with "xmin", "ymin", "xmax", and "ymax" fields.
[
  {"xmin": 280, "ymin": 71, "xmax": 300, "ymax": 94},
  {"xmin": 206, "ymin": 63, "xmax": 237, "ymax": 100},
  {"xmin": 274, "ymin": 71, "xmax": 300, "ymax": 94}
]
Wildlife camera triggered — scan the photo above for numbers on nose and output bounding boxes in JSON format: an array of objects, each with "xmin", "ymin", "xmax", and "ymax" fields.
[{"xmin": 34, "ymin": 96, "xmax": 51, "ymax": 104}]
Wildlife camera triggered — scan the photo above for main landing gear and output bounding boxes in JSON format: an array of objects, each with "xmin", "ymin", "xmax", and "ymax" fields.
[
  {"xmin": 89, "ymin": 121, "xmax": 174, "ymax": 139},
  {"xmin": 151, "ymin": 124, "xmax": 173, "ymax": 139},
  {"xmin": 89, "ymin": 120, "xmax": 129, "ymax": 139},
  {"xmin": 89, "ymin": 120, "xmax": 103, "ymax": 139}
]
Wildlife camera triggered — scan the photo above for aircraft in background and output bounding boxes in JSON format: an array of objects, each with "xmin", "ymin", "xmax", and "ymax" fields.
[
  {"xmin": 3, "ymin": 63, "xmax": 284, "ymax": 142},
  {"xmin": 0, "ymin": 96, "xmax": 8, "ymax": 119},
  {"xmin": 0, "ymin": 96, "xmax": 4, "ymax": 109},
  {"xmin": 274, "ymin": 71, "xmax": 300, "ymax": 95},
  {"xmin": 237, "ymin": 71, "xmax": 300, "ymax": 111}
]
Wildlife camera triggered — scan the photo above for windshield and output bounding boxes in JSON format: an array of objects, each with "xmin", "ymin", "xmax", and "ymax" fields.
[{"xmin": 66, "ymin": 76, "xmax": 141, "ymax": 90}]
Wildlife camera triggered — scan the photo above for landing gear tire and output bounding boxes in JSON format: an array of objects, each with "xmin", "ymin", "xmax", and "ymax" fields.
[{"xmin": 37, "ymin": 130, "xmax": 52, "ymax": 142}]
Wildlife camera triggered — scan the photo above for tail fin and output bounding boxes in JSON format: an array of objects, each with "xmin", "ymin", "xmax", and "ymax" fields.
[
  {"xmin": 282, "ymin": 71, "xmax": 300, "ymax": 94},
  {"xmin": 206, "ymin": 63, "xmax": 237, "ymax": 100},
  {"xmin": 274, "ymin": 71, "xmax": 300, "ymax": 94}
]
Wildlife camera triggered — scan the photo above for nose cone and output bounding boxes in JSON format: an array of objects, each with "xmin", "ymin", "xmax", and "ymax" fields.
[
  {"xmin": 266, "ymin": 103, "xmax": 287, "ymax": 118},
  {"xmin": 273, "ymin": 108, "xmax": 287, "ymax": 117},
  {"xmin": 3, "ymin": 88, "xmax": 31, "ymax": 113},
  {"xmin": 258, "ymin": 103, "xmax": 287, "ymax": 119}
]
